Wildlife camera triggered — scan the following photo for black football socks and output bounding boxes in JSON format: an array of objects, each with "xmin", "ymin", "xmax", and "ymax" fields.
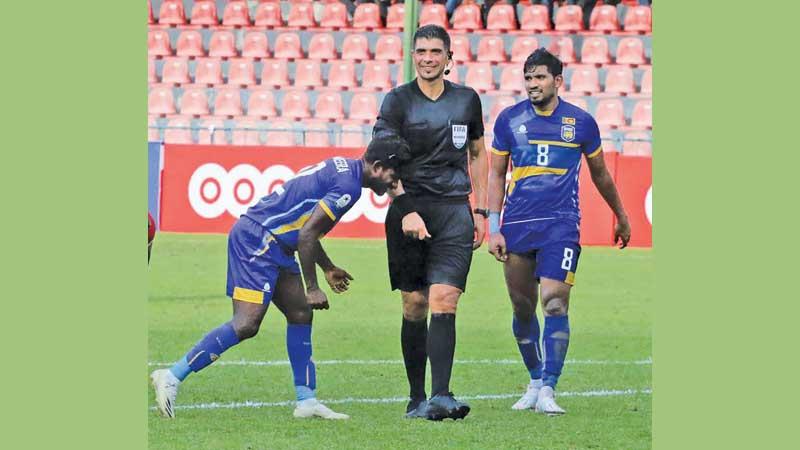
[{"xmin": 401, "ymin": 317, "xmax": 428, "ymax": 401}]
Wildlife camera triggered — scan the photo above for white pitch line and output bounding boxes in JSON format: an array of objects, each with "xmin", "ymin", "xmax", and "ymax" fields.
[
  {"xmin": 147, "ymin": 357, "xmax": 652, "ymax": 367},
  {"xmin": 154, "ymin": 388, "xmax": 652, "ymax": 411}
]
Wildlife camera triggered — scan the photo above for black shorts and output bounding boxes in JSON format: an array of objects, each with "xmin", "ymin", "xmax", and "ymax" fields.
[{"xmin": 385, "ymin": 196, "xmax": 474, "ymax": 292}]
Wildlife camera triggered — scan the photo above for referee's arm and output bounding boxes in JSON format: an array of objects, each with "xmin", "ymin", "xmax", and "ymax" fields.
[{"xmin": 469, "ymin": 138, "xmax": 488, "ymax": 249}]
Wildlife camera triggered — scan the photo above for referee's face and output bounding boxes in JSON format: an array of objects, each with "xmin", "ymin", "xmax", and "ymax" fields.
[
  {"xmin": 413, "ymin": 38, "xmax": 448, "ymax": 81},
  {"xmin": 524, "ymin": 65, "xmax": 563, "ymax": 108}
]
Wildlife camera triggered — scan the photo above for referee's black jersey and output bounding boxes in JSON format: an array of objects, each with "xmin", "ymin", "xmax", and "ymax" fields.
[{"xmin": 373, "ymin": 79, "xmax": 484, "ymax": 198}]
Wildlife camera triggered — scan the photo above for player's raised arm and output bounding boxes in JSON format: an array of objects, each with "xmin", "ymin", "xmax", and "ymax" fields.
[
  {"xmin": 488, "ymin": 147, "xmax": 510, "ymax": 262},
  {"xmin": 585, "ymin": 151, "xmax": 631, "ymax": 249},
  {"xmin": 297, "ymin": 207, "xmax": 339, "ymax": 310}
]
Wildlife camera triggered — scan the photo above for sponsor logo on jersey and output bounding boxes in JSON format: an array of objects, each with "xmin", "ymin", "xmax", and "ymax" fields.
[
  {"xmin": 562, "ymin": 117, "xmax": 576, "ymax": 125},
  {"xmin": 517, "ymin": 124, "xmax": 527, "ymax": 134},
  {"xmin": 561, "ymin": 125, "xmax": 576, "ymax": 142},
  {"xmin": 335, "ymin": 194, "xmax": 352, "ymax": 209},
  {"xmin": 452, "ymin": 124, "xmax": 468, "ymax": 149},
  {"xmin": 263, "ymin": 282, "xmax": 271, "ymax": 292}
]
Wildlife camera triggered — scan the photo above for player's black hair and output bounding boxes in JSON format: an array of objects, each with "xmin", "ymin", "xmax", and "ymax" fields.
[
  {"xmin": 524, "ymin": 47, "xmax": 563, "ymax": 77},
  {"xmin": 413, "ymin": 24, "xmax": 451, "ymax": 54},
  {"xmin": 363, "ymin": 134, "xmax": 410, "ymax": 171}
]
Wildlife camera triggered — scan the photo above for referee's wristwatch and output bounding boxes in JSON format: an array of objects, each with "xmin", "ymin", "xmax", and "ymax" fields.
[{"xmin": 473, "ymin": 208, "xmax": 489, "ymax": 218}]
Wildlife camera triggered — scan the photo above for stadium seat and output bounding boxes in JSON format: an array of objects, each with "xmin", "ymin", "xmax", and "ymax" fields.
[
  {"xmin": 341, "ymin": 34, "xmax": 371, "ymax": 61},
  {"xmin": 386, "ymin": 3, "xmax": 405, "ymax": 29},
  {"xmin": 273, "ymin": 33, "xmax": 304, "ymax": 59},
  {"xmin": 445, "ymin": 65, "xmax": 461, "ymax": 84},
  {"xmin": 293, "ymin": 59, "xmax": 324, "ymax": 89},
  {"xmin": 179, "ymin": 87, "xmax": 210, "ymax": 116},
  {"xmin": 314, "ymin": 92, "xmax": 344, "ymax": 120},
  {"xmin": 622, "ymin": 131, "xmax": 651, "ymax": 155},
  {"xmin": 246, "ymin": 88, "xmax": 277, "ymax": 118},
  {"xmin": 361, "ymin": 61, "xmax": 392, "ymax": 91},
  {"xmin": 227, "ymin": 58, "xmax": 257, "ymax": 86},
  {"xmin": 624, "ymin": 6, "xmax": 652, "ymax": 33},
  {"xmin": 164, "ymin": 116, "xmax": 193, "ymax": 144},
  {"xmin": 148, "ymin": 0, "xmax": 155, "ymax": 25},
  {"xmin": 352, "ymin": 2, "xmax": 382, "ymax": 29},
  {"xmin": 213, "ymin": 88, "xmax": 243, "ymax": 116},
  {"xmin": 326, "ymin": 60, "xmax": 358, "ymax": 90},
  {"xmin": 160, "ymin": 57, "xmax": 190, "ymax": 85},
  {"xmin": 486, "ymin": 3, "xmax": 517, "ymax": 31},
  {"xmin": 190, "ymin": 0, "xmax": 219, "ymax": 27},
  {"xmin": 450, "ymin": 35, "xmax": 473, "ymax": 63},
  {"xmin": 148, "ymin": 86, "xmax": 176, "ymax": 115},
  {"xmin": 194, "ymin": 57, "xmax": 224, "ymax": 85},
  {"xmin": 548, "ymin": 36, "xmax": 576, "ymax": 64},
  {"xmin": 148, "ymin": 58, "xmax": 157, "ymax": 83},
  {"xmin": 603, "ymin": 65, "xmax": 635, "ymax": 95},
  {"xmin": 304, "ymin": 123, "xmax": 332, "ymax": 147},
  {"xmin": 580, "ymin": 36, "xmax": 611, "ymax": 65},
  {"xmin": 465, "ymin": 64, "xmax": 495, "ymax": 92},
  {"xmin": 148, "ymin": 30, "xmax": 173, "ymax": 57},
  {"xmin": 631, "ymin": 99, "xmax": 652, "ymax": 128},
  {"xmin": 159, "ymin": 1, "xmax": 187, "ymax": 26},
  {"xmin": 348, "ymin": 93, "xmax": 379, "ymax": 122},
  {"xmin": 148, "ymin": 114, "xmax": 160, "ymax": 141},
  {"xmin": 554, "ymin": 5, "xmax": 584, "ymax": 32},
  {"xmin": 589, "ymin": 4, "xmax": 620, "ymax": 32},
  {"xmin": 307, "ymin": 33, "xmax": 338, "ymax": 61},
  {"xmin": 260, "ymin": 59, "xmax": 290, "ymax": 87},
  {"xmin": 594, "ymin": 98, "xmax": 625, "ymax": 129},
  {"xmin": 563, "ymin": 96, "xmax": 588, "ymax": 112},
  {"xmin": 196, "ymin": 117, "xmax": 227, "ymax": 145},
  {"xmin": 640, "ymin": 66, "xmax": 652, "ymax": 95},
  {"xmin": 520, "ymin": 4, "xmax": 552, "ymax": 32},
  {"xmin": 287, "ymin": 2, "xmax": 317, "ymax": 29},
  {"xmin": 208, "ymin": 31, "xmax": 237, "ymax": 58},
  {"xmin": 241, "ymin": 32, "xmax": 269, "ymax": 59},
  {"xmin": 265, "ymin": 120, "xmax": 296, "ymax": 146},
  {"xmin": 568, "ymin": 66, "xmax": 600, "ymax": 94},
  {"xmin": 476, "ymin": 36, "xmax": 508, "ymax": 63},
  {"xmin": 231, "ymin": 118, "xmax": 263, "ymax": 146},
  {"xmin": 281, "ymin": 90, "xmax": 311, "ymax": 120},
  {"xmin": 489, "ymin": 96, "xmax": 516, "ymax": 123},
  {"xmin": 175, "ymin": 30, "xmax": 204, "ymax": 58},
  {"xmin": 320, "ymin": 1, "xmax": 349, "ymax": 29},
  {"xmin": 452, "ymin": 3, "xmax": 483, "ymax": 31},
  {"xmin": 222, "ymin": 1, "xmax": 251, "ymax": 27},
  {"xmin": 419, "ymin": 3, "xmax": 448, "ymax": 28},
  {"xmin": 340, "ymin": 124, "xmax": 366, "ymax": 147},
  {"xmin": 498, "ymin": 65, "xmax": 524, "ymax": 93},
  {"xmin": 510, "ymin": 36, "xmax": 539, "ymax": 63},
  {"xmin": 375, "ymin": 34, "xmax": 403, "ymax": 62},
  {"xmin": 254, "ymin": 1, "xmax": 283, "ymax": 28},
  {"xmin": 616, "ymin": 37, "xmax": 647, "ymax": 65}
]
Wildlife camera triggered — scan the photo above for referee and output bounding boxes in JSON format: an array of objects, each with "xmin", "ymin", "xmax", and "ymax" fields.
[{"xmin": 373, "ymin": 24, "xmax": 488, "ymax": 421}]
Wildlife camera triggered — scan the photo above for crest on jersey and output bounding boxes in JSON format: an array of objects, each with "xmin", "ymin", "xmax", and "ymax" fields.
[
  {"xmin": 335, "ymin": 194, "xmax": 352, "ymax": 209},
  {"xmin": 452, "ymin": 125, "xmax": 468, "ymax": 149},
  {"xmin": 561, "ymin": 125, "xmax": 576, "ymax": 142}
]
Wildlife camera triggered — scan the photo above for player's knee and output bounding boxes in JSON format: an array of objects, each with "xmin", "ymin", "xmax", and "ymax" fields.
[
  {"xmin": 542, "ymin": 297, "xmax": 568, "ymax": 317},
  {"xmin": 402, "ymin": 292, "xmax": 428, "ymax": 321},
  {"xmin": 512, "ymin": 302, "xmax": 536, "ymax": 322},
  {"xmin": 233, "ymin": 318, "xmax": 261, "ymax": 340},
  {"xmin": 286, "ymin": 307, "xmax": 313, "ymax": 325}
]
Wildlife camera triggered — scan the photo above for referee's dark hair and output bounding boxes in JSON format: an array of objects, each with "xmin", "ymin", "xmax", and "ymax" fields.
[
  {"xmin": 524, "ymin": 48, "xmax": 564, "ymax": 77},
  {"xmin": 364, "ymin": 134, "xmax": 411, "ymax": 171},
  {"xmin": 413, "ymin": 24, "xmax": 451, "ymax": 53}
]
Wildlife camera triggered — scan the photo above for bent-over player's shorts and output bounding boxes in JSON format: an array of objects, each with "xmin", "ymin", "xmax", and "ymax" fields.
[
  {"xmin": 386, "ymin": 196, "xmax": 474, "ymax": 292},
  {"xmin": 226, "ymin": 217, "xmax": 300, "ymax": 305},
  {"xmin": 502, "ymin": 218, "xmax": 582, "ymax": 286}
]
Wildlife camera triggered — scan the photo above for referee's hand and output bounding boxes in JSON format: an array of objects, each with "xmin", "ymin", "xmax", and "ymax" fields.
[{"xmin": 401, "ymin": 212, "xmax": 431, "ymax": 240}]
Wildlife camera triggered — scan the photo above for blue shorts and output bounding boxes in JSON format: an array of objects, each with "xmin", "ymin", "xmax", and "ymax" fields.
[
  {"xmin": 226, "ymin": 217, "xmax": 300, "ymax": 305},
  {"xmin": 501, "ymin": 219, "xmax": 581, "ymax": 285}
]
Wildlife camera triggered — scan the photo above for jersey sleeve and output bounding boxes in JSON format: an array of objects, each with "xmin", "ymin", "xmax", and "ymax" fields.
[
  {"xmin": 490, "ymin": 111, "xmax": 512, "ymax": 156},
  {"xmin": 372, "ymin": 90, "xmax": 404, "ymax": 138},
  {"xmin": 582, "ymin": 113, "xmax": 603, "ymax": 158},
  {"xmin": 318, "ymin": 175, "xmax": 361, "ymax": 222},
  {"xmin": 468, "ymin": 90, "xmax": 485, "ymax": 141}
]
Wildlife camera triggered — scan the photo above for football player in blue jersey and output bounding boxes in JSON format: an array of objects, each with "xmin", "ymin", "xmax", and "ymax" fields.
[
  {"xmin": 151, "ymin": 136, "xmax": 407, "ymax": 420},
  {"xmin": 487, "ymin": 48, "xmax": 631, "ymax": 415}
]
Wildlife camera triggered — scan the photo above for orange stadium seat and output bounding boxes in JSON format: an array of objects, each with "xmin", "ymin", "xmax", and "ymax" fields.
[
  {"xmin": 375, "ymin": 34, "xmax": 403, "ymax": 62},
  {"xmin": 287, "ymin": 2, "xmax": 317, "ymax": 29},
  {"xmin": 348, "ymin": 93, "xmax": 379, "ymax": 122},
  {"xmin": 304, "ymin": 123, "xmax": 332, "ymax": 147},
  {"xmin": 616, "ymin": 37, "xmax": 646, "ymax": 65},
  {"xmin": 160, "ymin": 57, "xmax": 190, "ymax": 85},
  {"xmin": 246, "ymin": 88, "xmax": 278, "ymax": 118},
  {"xmin": 386, "ymin": 3, "xmax": 405, "ymax": 29},
  {"xmin": 452, "ymin": 3, "xmax": 483, "ymax": 31},
  {"xmin": 622, "ymin": 131, "xmax": 651, "ymax": 155},
  {"xmin": 510, "ymin": 36, "xmax": 539, "ymax": 63},
  {"xmin": 465, "ymin": 64, "xmax": 495, "ymax": 92},
  {"xmin": 548, "ymin": 36, "xmax": 576, "ymax": 64},
  {"xmin": 640, "ymin": 66, "xmax": 652, "ymax": 95},
  {"xmin": 260, "ymin": 59, "xmax": 290, "ymax": 87},
  {"xmin": 307, "ymin": 33, "xmax": 338, "ymax": 60},
  {"xmin": 148, "ymin": 30, "xmax": 173, "ymax": 57},
  {"xmin": 499, "ymin": 65, "xmax": 524, "ymax": 93},
  {"xmin": 327, "ymin": 60, "xmax": 358, "ymax": 90},
  {"xmin": 179, "ymin": 87, "xmax": 210, "ymax": 116},
  {"xmin": 476, "ymin": 35, "xmax": 508, "ymax": 63},
  {"xmin": 340, "ymin": 124, "xmax": 366, "ymax": 147},
  {"xmin": 214, "ymin": 88, "xmax": 243, "ymax": 116},
  {"xmin": 149, "ymin": 0, "xmax": 155, "ymax": 25},
  {"xmin": 294, "ymin": 59, "xmax": 324, "ymax": 89},
  {"xmin": 265, "ymin": 120, "xmax": 296, "ymax": 146},
  {"xmin": 320, "ymin": 1, "xmax": 349, "ymax": 29},
  {"xmin": 568, "ymin": 66, "xmax": 600, "ymax": 94},
  {"xmin": 624, "ymin": 6, "xmax": 652, "ymax": 33},
  {"xmin": 208, "ymin": 31, "xmax": 237, "ymax": 58},
  {"xmin": 273, "ymin": 33, "xmax": 304, "ymax": 59},
  {"xmin": 254, "ymin": 1, "xmax": 283, "ymax": 28},
  {"xmin": 603, "ymin": 65, "xmax": 635, "ymax": 96},
  {"xmin": 361, "ymin": 61, "xmax": 393, "ymax": 91},
  {"xmin": 196, "ymin": 117, "xmax": 227, "ymax": 145},
  {"xmin": 231, "ymin": 118, "xmax": 263, "ymax": 146},
  {"xmin": 341, "ymin": 34, "xmax": 371, "ymax": 61},
  {"xmin": 281, "ymin": 90, "xmax": 311, "ymax": 119},
  {"xmin": 148, "ymin": 87, "xmax": 176, "ymax": 115},
  {"xmin": 222, "ymin": 1, "xmax": 251, "ymax": 27},
  {"xmin": 450, "ymin": 35, "xmax": 473, "ymax": 63},
  {"xmin": 148, "ymin": 58, "xmax": 157, "ymax": 83},
  {"xmin": 631, "ymin": 99, "xmax": 652, "ymax": 128},
  {"xmin": 489, "ymin": 96, "xmax": 516, "ymax": 123},
  {"xmin": 555, "ymin": 5, "xmax": 584, "ymax": 32},
  {"xmin": 227, "ymin": 58, "xmax": 257, "ymax": 86},
  {"xmin": 242, "ymin": 32, "xmax": 269, "ymax": 59},
  {"xmin": 581, "ymin": 36, "xmax": 611, "ymax": 65},
  {"xmin": 175, "ymin": 30, "xmax": 204, "ymax": 57},
  {"xmin": 194, "ymin": 57, "xmax": 224, "ymax": 85},
  {"xmin": 164, "ymin": 116, "xmax": 193, "ymax": 144},
  {"xmin": 594, "ymin": 98, "xmax": 625, "ymax": 129},
  {"xmin": 520, "ymin": 4, "xmax": 552, "ymax": 32},
  {"xmin": 314, "ymin": 92, "xmax": 345, "ymax": 120},
  {"xmin": 159, "ymin": 1, "xmax": 187, "ymax": 26},
  {"xmin": 190, "ymin": 1, "xmax": 219, "ymax": 27},
  {"xmin": 589, "ymin": 4, "xmax": 620, "ymax": 32},
  {"xmin": 486, "ymin": 3, "xmax": 517, "ymax": 31},
  {"xmin": 419, "ymin": 3, "xmax": 448, "ymax": 28},
  {"xmin": 352, "ymin": 3, "xmax": 382, "ymax": 29}
]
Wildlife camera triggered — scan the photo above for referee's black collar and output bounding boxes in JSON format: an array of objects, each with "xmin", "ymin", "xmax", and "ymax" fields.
[{"xmin": 412, "ymin": 78, "xmax": 449, "ymax": 103}]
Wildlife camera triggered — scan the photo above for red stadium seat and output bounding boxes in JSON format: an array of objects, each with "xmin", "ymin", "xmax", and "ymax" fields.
[
  {"xmin": 580, "ymin": 36, "xmax": 611, "ymax": 65},
  {"xmin": 307, "ymin": 33, "xmax": 338, "ymax": 60},
  {"xmin": 375, "ymin": 34, "xmax": 403, "ymax": 62},
  {"xmin": 603, "ymin": 65, "xmax": 635, "ymax": 95},
  {"xmin": 555, "ymin": 5, "xmax": 584, "ymax": 32},
  {"xmin": 254, "ymin": 1, "xmax": 283, "ymax": 28},
  {"xmin": 175, "ymin": 30, "xmax": 204, "ymax": 58},
  {"xmin": 445, "ymin": 65, "xmax": 460, "ymax": 84},
  {"xmin": 320, "ymin": 1, "xmax": 348, "ymax": 29},
  {"xmin": 196, "ymin": 117, "xmax": 227, "ymax": 145},
  {"xmin": 386, "ymin": 3, "xmax": 405, "ymax": 29},
  {"xmin": 452, "ymin": 3, "xmax": 483, "ymax": 31},
  {"xmin": 246, "ymin": 88, "xmax": 277, "ymax": 118},
  {"xmin": 149, "ymin": 0, "xmax": 155, "ymax": 25},
  {"xmin": 341, "ymin": 34, "xmax": 371, "ymax": 61},
  {"xmin": 260, "ymin": 59, "xmax": 290, "ymax": 87},
  {"xmin": 160, "ymin": 57, "xmax": 190, "ymax": 85},
  {"xmin": 231, "ymin": 118, "xmax": 263, "ymax": 146},
  {"xmin": 148, "ymin": 30, "xmax": 173, "ymax": 57},
  {"xmin": 595, "ymin": 98, "xmax": 625, "ymax": 129},
  {"xmin": 214, "ymin": 88, "xmax": 243, "ymax": 116},
  {"xmin": 242, "ymin": 32, "xmax": 269, "ymax": 59},
  {"xmin": 148, "ymin": 87, "xmax": 176, "ymax": 115},
  {"xmin": 616, "ymin": 37, "xmax": 647, "ymax": 65},
  {"xmin": 450, "ymin": 35, "xmax": 473, "ymax": 63},
  {"xmin": 419, "ymin": 3, "xmax": 448, "ymax": 28},
  {"xmin": 159, "ymin": 1, "xmax": 187, "ymax": 26},
  {"xmin": 164, "ymin": 116, "xmax": 193, "ymax": 144},
  {"xmin": 631, "ymin": 99, "xmax": 652, "ymax": 128},
  {"xmin": 624, "ymin": 6, "xmax": 652, "ymax": 33},
  {"xmin": 589, "ymin": 4, "xmax": 620, "ymax": 32},
  {"xmin": 640, "ymin": 66, "xmax": 652, "ymax": 95},
  {"xmin": 352, "ymin": 3, "xmax": 382, "ymax": 29},
  {"xmin": 273, "ymin": 33, "xmax": 304, "ymax": 59},
  {"xmin": 304, "ymin": 123, "xmax": 332, "ymax": 147},
  {"xmin": 465, "ymin": 64, "xmax": 495, "ymax": 92},
  {"xmin": 486, "ymin": 3, "xmax": 517, "ymax": 31},
  {"xmin": 281, "ymin": 90, "xmax": 311, "ymax": 120},
  {"xmin": 148, "ymin": 58, "xmax": 157, "ymax": 83},
  {"xmin": 227, "ymin": 58, "xmax": 257, "ymax": 86},
  {"xmin": 265, "ymin": 120, "xmax": 296, "ymax": 146},
  {"xmin": 348, "ymin": 93, "xmax": 378, "ymax": 122},
  {"xmin": 476, "ymin": 35, "xmax": 508, "ymax": 63},
  {"xmin": 361, "ymin": 61, "xmax": 392, "ymax": 91},
  {"xmin": 498, "ymin": 65, "xmax": 524, "ymax": 93},
  {"xmin": 510, "ymin": 36, "xmax": 539, "ymax": 63},
  {"xmin": 568, "ymin": 66, "xmax": 600, "ymax": 94},
  {"xmin": 194, "ymin": 57, "xmax": 224, "ymax": 86},
  {"xmin": 548, "ymin": 36, "xmax": 576, "ymax": 64},
  {"xmin": 314, "ymin": 92, "xmax": 344, "ymax": 120},
  {"xmin": 208, "ymin": 31, "xmax": 237, "ymax": 58},
  {"xmin": 287, "ymin": 2, "xmax": 317, "ymax": 29},
  {"xmin": 179, "ymin": 87, "xmax": 210, "ymax": 116},
  {"xmin": 563, "ymin": 96, "xmax": 588, "ymax": 112},
  {"xmin": 222, "ymin": 1, "xmax": 251, "ymax": 27},
  {"xmin": 294, "ymin": 59, "xmax": 324, "ymax": 89},
  {"xmin": 327, "ymin": 60, "xmax": 357, "ymax": 90},
  {"xmin": 340, "ymin": 124, "xmax": 366, "ymax": 147},
  {"xmin": 622, "ymin": 131, "xmax": 651, "ymax": 155},
  {"xmin": 190, "ymin": 1, "xmax": 219, "ymax": 27},
  {"xmin": 489, "ymin": 96, "xmax": 516, "ymax": 123},
  {"xmin": 520, "ymin": 4, "xmax": 551, "ymax": 32}
]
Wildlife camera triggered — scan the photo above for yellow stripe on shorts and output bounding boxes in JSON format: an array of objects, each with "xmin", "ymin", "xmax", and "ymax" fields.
[
  {"xmin": 565, "ymin": 271, "xmax": 576, "ymax": 285},
  {"xmin": 233, "ymin": 287, "xmax": 264, "ymax": 304}
]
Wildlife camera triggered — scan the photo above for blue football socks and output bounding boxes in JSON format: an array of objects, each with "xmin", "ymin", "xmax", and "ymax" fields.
[
  {"xmin": 512, "ymin": 314, "xmax": 543, "ymax": 380},
  {"xmin": 170, "ymin": 322, "xmax": 240, "ymax": 381},
  {"xmin": 542, "ymin": 315, "xmax": 570, "ymax": 388},
  {"xmin": 287, "ymin": 324, "xmax": 316, "ymax": 401}
]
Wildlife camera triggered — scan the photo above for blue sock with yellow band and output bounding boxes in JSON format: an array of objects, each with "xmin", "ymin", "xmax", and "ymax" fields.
[{"xmin": 170, "ymin": 322, "xmax": 240, "ymax": 381}]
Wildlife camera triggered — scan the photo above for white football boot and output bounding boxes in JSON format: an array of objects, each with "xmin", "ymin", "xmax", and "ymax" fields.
[
  {"xmin": 150, "ymin": 369, "xmax": 180, "ymax": 418},
  {"xmin": 512, "ymin": 380, "xmax": 543, "ymax": 410},
  {"xmin": 534, "ymin": 386, "xmax": 566, "ymax": 415},
  {"xmin": 293, "ymin": 398, "xmax": 350, "ymax": 420}
]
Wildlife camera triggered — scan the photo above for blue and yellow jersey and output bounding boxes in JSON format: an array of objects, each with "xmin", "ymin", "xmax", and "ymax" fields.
[
  {"xmin": 243, "ymin": 157, "xmax": 363, "ymax": 251},
  {"xmin": 491, "ymin": 97, "xmax": 602, "ymax": 224}
]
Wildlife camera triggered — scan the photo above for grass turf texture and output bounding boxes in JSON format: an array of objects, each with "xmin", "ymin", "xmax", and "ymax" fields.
[{"xmin": 148, "ymin": 234, "xmax": 652, "ymax": 449}]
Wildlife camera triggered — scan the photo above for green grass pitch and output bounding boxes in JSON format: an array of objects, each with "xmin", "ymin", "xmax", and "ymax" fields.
[{"xmin": 148, "ymin": 233, "xmax": 652, "ymax": 449}]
